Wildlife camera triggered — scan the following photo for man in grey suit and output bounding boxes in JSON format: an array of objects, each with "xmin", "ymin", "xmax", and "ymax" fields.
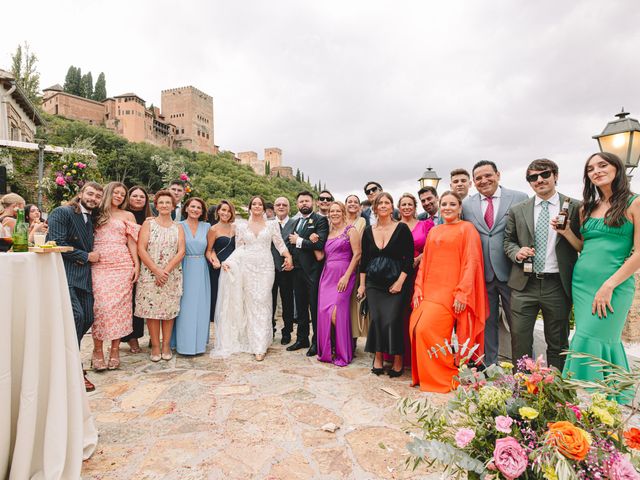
[
  {"xmin": 462, "ymin": 160, "xmax": 528, "ymax": 365},
  {"xmin": 271, "ymin": 197, "xmax": 296, "ymax": 345},
  {"xmin": 47, "ymin": 181, "xmax": 103, "ymax": 392},
  {"xmin": 504, "ymin": 159, "xmax": 580, "ymax": 370}
]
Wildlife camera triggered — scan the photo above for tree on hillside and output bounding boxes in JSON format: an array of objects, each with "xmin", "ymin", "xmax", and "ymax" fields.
[
  {"xmin": 93, "ymin": 73, "xmax": 107, "ymax": 101},
  {"xmin": 63, "ymin": 66, "xmax": 83, "ymax": 96},
  {"xmin": 295, "ymin": 168, "xmax": 301, "ymax": 182},
  {"xmin": 81, "ymin": 72, "xmax": 93, "ymax": 99},
  {"xmin": 265, "ymin": 160, "xmax": 271, "ymax": 175},
  {"xmin": 10, "ymin": 42, "xmax": 41, "ymax": 105}
]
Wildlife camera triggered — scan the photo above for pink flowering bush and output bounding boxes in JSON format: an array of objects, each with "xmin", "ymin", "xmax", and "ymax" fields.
[{"xmin": 400, "ymin": 350, "xmax": 640, "ymax": 479}]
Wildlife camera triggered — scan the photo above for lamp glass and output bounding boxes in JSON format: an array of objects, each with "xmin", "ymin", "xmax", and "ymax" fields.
[
  {"xmin": 420, "ymin": 178, "xmax": 440, "ymax": 189},
  {"xmin": 599, "ymin": 132, "xmax": 631, "ymax": 164},
  {"xmin": 629, "ymin": 131, "xmax": 640, "ymax": 168}
]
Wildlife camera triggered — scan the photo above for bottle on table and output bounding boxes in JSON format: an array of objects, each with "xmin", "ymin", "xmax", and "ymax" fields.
[
  {"xmin": 12, "ymin": 209, "xmax": 29, "ymax": 252},
  {"xmin": 555, "ymin": 198, "xmax": 571, "ymax": 230}
]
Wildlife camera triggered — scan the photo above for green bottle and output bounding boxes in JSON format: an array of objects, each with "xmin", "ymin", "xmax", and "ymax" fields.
[{"xmin": 12, "ymin": 209, "xmax": 29, "ymax": 252}]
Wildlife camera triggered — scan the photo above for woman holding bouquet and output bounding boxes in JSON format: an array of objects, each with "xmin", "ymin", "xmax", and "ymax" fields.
[{"xmin": 410, "ymin": 191, "xmax": 487, "ymax": 392}]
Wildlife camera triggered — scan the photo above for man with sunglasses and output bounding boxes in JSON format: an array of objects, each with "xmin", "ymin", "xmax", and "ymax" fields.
[
  {"xmin": 362, "ymin": 181, "xmax": 399, "ymax": 225},
  {"xmin": 317, "ymin": 190, "xmax": 334, "ymax": 216},
  {"xmin": 504, "ymin": 159, "xmax": 580, "ymax": 370},
  {"xmin": 462, "ymin": 160, "xmax": 528, "ymax": 366}
]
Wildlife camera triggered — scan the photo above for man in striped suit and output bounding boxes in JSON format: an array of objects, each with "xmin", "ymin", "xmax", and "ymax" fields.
[{"xmin": 47, "ymin": 181, "xmax": 103, "ymax": 392}]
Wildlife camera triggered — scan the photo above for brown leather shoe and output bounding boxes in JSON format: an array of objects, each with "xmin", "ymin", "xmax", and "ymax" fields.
[{"xmin": 84, "ymin": 374, "xmax": 95, "ymax": 392}]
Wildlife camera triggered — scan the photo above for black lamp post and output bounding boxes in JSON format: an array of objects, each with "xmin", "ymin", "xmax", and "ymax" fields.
[
  {"xmin": 593, "ymin": 109, "xmax": 640, "ymax": 176},
  {"xmin": 418, "ymin": 166, "xmax": 441, "ymax": 190}
]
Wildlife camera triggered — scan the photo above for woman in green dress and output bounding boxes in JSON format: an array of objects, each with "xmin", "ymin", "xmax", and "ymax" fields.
[{"xmin": 554, "ymin": 152, "xmax": 640, "ymax": 400}]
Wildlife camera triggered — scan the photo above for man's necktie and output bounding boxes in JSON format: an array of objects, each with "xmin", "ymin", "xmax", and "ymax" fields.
[
  {"xmin": 534, "ymin": 201, "xmax": 549, "ymax": 273},
  {"xmin": 296, "ymin": 218, "xmax": 307, "ymax": 233},
  {"xmin": 484, "ymin": 197, "xmax": 494, "ymax": 229}
]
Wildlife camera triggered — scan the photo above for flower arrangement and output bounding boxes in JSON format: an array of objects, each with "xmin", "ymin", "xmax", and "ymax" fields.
[
  {"xmin": 53, "ymin": 160, "xmax": 89, "ymax": 202},
  {"xmin": 179, "ymin": 172, "xmax": 193, "ymax": 195},
  {"xmin": 400, "ymin": 348, "xmax": 640, "ymax": 479}
]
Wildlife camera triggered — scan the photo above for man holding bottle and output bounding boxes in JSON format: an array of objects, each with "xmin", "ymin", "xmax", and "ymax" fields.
[{"xmin": 503, "ymin": 159, "xmax": 581, "ymax": 370}]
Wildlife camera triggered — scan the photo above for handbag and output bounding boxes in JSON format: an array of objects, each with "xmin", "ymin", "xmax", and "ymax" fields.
[{"xmin": 366, "ymin": 255, "xmax": 401, "ymax": 288}]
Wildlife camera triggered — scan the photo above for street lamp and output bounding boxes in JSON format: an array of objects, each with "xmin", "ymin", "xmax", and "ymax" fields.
[
  {"xmin": 418, "ymin": 166, "xmax": 441, "ymax": 190},
  {"xmin": 593, "ymin": 109, "xmax": 640, "ymax": 175}
]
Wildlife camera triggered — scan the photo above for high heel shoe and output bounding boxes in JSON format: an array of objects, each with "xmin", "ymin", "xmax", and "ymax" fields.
[
  {"xmin": 108, "ymin": 348, "xmax": 120, "ymax": 370},
  {"xmin": 388, "ymin": 367, "xmax": 404, "ymax": 378},
  {"xmin": 371, "ymin": 358, "xmax": 384, "ymax": 376},
  {"xmin": 92, "ymin": 351, "xmax": 107, "ymax": 372},
  {"xmin": 161, "ymin": 351, "xmax": 173, "ymax": 361}
]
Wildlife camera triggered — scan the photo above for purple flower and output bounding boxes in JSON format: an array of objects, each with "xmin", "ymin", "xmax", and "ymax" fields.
[
  {"xmin": 495, "ymin": 416, "xmax": 514, "ymax": 434},
  {"xmin": 493, "ymin": 437, "xmax": 528, "ymax": 480},
  {"xmin": 455, "ymin": 428, "xmax": 475, "ymax": 448},
  {"xmin": 607, "ymin": 455, "xmax": 640, "ymax": 480}
]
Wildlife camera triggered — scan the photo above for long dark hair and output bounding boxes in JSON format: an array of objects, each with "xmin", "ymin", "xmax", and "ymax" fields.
[
  {"xmin": 126, "ymin": 185, "xmax": 153, "ymax": 219},
  {"xmin": 582, "ymin": 152, "xmax": 632, "ymax": 227}
]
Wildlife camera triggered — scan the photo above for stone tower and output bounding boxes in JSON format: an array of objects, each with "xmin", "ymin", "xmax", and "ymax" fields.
[{"xmin": 161, "ymin": 86, "xmax": 216, "ymax": 154}]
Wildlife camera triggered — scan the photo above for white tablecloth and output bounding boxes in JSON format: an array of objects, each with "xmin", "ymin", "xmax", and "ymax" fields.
[{"xmin": 0, "ymin": 252, "xmax": 97, "ymax": 479}]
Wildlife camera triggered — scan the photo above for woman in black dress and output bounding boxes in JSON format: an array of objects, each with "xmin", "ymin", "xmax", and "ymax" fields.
[
  {"xmin": 357, "ymin": 192, "xmax": 414, "ymax": 378},
  {"xmin": 207, "ymin": 200, "xmax": 236, "ymax": 322},
  {"xmin": 121, "ymin": 185, "xmax": 153, "ymax": 353}
]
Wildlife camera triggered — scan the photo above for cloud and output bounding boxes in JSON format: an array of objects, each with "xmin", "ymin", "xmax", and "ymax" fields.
[{"xmin": 2, "ymin": 0, "xmax": 639, "ymax": 202}]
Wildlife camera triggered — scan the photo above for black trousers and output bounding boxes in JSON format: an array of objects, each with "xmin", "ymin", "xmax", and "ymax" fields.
[
  {"xmin": 510, "ymin": 274, "xmax": 571, "ymax": 371},
  {"xmin": 68, "ymin": 286, "xmax": 94, "ymax": 347},
  {"xmin": 293, "ymin": 268, "xmax": 320, "ymax": 344},
  {"xmin": 122, "ymin": 284, "xmax": 144, "ymax": 341},
  {"xmin": 272, "ymin": 269, "xmax": 295, "ymax": 335}
]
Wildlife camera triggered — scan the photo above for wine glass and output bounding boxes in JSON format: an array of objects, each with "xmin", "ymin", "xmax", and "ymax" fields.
[{"xmin": 0, "ymin": 226, "xmax": 13, "ymax": 253}]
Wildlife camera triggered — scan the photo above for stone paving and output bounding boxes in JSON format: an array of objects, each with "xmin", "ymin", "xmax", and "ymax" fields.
[{"xmin": 80, "ymin": 325, "xmax": 444, "ymax": 480}]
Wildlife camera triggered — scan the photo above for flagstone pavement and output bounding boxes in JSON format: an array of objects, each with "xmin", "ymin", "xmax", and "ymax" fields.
[{"xmin": 79, "ymin": 325, "xmax": 446, "ymax": 480}]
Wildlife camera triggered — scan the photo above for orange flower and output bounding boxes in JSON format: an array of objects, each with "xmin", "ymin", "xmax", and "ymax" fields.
[
  {"xmin": 546, "ymin": 421, "xmax": 590, "ymax": 461},
  {"xmin": 525, "ymin": 378, "xmax": 539, "ymax": 394},
  {"xmin": 624, "ymin": 428, "xmax": 640, "ymax": 450}
]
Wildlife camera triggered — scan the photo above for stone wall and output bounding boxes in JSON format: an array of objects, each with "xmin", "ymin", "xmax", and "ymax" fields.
[{"xmin": 623, "ymin": 272, "xmax": 640, "ymax": 343}]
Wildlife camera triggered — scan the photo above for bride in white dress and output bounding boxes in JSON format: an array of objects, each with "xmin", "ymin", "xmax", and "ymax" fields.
[{"xmin": 212, "ymin": 196, "xmax": 293, "ymax": 361}]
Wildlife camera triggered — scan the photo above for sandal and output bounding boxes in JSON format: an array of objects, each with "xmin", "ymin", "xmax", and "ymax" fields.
[
  {"xmin": 91, "ymin": 351, "xmax": 107, "ymax": 372},
  {"xmin": 108, "ymin": 348, "xmax": 120, "ymax": 370},
  {"xmin": 128, "ymin": 339, "xmax": 142, "ymax": 354}
]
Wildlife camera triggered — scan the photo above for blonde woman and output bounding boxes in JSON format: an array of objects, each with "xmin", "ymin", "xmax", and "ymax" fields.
[
  {"xmin": 316, "ymin": 201, "xmax": 361, "ymax": 366},
  {"xmin": 91, "ymin": 182, "xmax": 140, "ymax": 370},
  {"xmin": 345, "ymin": 194, "xmax": 368, "ymax": 349},
  {"xmin": 0, "ymin": 193, "xmax": 26, "ymax": 233}
]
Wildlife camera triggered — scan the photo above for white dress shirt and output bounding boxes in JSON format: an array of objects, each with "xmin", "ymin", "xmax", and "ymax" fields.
[
  {"xmin": 276, "ymin": 215, "xmax": 290, "ymax": 228},
  {"xmin": 295, "ymin": 213, "xmax": 312, "ymax": 248},
  {"xmin": 534, "ymin": 192, "xmax": 560, "ymax": 273},
  {"xmin": 480, "ymin": 186, "xmax": 502, "ymax": 225},
  {"xmin": 80, "ymin": 204, "xmax": 91, "ymax": 223}
]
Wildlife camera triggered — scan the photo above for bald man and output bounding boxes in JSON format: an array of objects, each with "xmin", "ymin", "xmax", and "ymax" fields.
[{"xmin": 271, "ymin": 197, "xmax": 296, "ymax": 344}]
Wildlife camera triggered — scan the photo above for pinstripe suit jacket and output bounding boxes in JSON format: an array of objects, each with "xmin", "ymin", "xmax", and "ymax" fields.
[{"xmin": 46, "ymin": 205, "xmax": 94, "ymax": 292}]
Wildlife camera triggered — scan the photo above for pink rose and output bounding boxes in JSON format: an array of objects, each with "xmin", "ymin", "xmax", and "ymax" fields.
[
  {"xmin": 455, "ymin": 428, "xmax": 475, "ymax": 448},
  {"xmin": 77, "ymin": 162, "xmax": 86, "ymax": 169},
  {"xmin": 180, "ymin": 173, "xmax": 189, "ymax": 181},
  {"xmin": 493, "ymin": 437, "xmax": 528, "ymax": 480},
  {"xmin": 565, "ymin": 403, "xmax": 582, "ymax": 421},
  {"xmin": 55, "ymin": 176, "xmax": 66, "ymax": 186},
  {"xmin": 608, "ymin": 456, "xmax": 640, "ymax": 480},
  {"xmin": 495, "ymin": 416, "xmax": 514, "ymax": 434}
]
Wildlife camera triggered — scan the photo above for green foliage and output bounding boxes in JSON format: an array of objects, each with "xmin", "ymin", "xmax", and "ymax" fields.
[
  {"xmin": 34, "ymin": 114, "xmax": 312, "ymax": 212},
  {"xmin": 265, "ymin": 160, "xmax": 270, "ymax": 175},
  {"xmin": 81, "ymin": 72, "xmax": 93, "ymax": 99},
  {"xmin": 10, "ymin": 42, "xmax": 41, "ymax": 105},
  {"xmin": 93, "ymin": 73, "xmax": 107, "ymax": 101}
]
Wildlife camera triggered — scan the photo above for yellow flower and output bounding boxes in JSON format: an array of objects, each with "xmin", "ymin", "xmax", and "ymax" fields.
[
  {"xmin": 519, "ymin": 407, "xmax": 539, "ymax": 420},
  {"xmin": 542, "ymin": 465, "xmax": 558, "ymax": 480},
  {"xmin": 590, "ymin": 406, "xmax": 615, "ymax": 426},
  {"xmin": 499, "ymin": 361, "xmax": 514, "ymax": 370},
  {"xmin": 71, "ymin": 169, "xmax": 77, "ymax": 174}
]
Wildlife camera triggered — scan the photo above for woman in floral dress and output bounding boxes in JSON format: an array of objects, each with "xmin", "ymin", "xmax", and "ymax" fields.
[
  {"xmin": 136, "ymin": 190, "xmax": 185, "ymax": 362},
  {"xmin": 91, "ymin": 182, "xmax": 140, "ymax": 371}
]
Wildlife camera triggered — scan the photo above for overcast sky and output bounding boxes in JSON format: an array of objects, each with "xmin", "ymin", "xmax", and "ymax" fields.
[{"xmin": 3, "ymin": 1, "xmax": 640, "ymax": 203}]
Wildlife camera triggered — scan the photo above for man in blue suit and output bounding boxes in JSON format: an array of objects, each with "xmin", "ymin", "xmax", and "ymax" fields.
[
  {"xmin": 462, "ymin": 161, "xmax": 528, "ymax": 366},
  {"xmin": 47, "ymin": 181, "xmax": 103, "ymax": 391}
]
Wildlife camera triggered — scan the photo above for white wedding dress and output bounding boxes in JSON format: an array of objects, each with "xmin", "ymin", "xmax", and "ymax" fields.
[{"xmin": 211, "ymin": 221, "xmax": 288, "ymax": 356}]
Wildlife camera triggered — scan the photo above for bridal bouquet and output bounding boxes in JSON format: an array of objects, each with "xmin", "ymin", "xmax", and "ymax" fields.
[{"xmin": 400, "ymin": 347, "xmax": 640, "ymax": 479}]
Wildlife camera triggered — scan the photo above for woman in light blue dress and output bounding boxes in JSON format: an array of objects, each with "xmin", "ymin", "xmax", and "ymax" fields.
[{"xmin": 172, "ymin": 198, "xmax": 212, "ymax": 355}]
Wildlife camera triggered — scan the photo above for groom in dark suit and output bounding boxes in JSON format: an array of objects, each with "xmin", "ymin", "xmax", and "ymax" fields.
[
  {"xmin": 286, "ymin": 191, "xmax": 329, "ymax": 356},
  {"xmin": 504, "ymin": 159, "xmax": 581, "ymax": 370},
  {"xmin": 47, "ymin": 181, "xmax": 103, "ymax": 392}
]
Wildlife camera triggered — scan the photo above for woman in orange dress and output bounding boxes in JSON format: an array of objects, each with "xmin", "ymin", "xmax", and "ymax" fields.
[{"xmin": 409, "ymin": 191, "xmax": 488, "ymax": 392}]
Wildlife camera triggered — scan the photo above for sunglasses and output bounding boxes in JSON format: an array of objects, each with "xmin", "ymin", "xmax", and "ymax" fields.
[
  {"xmin": 365, "ymin": 186, "xmax": 380, "ymax": 195},
  {"xmin": 525, "ymin": 170, "xmax": 553, "ymax": 183},
  {"xmin": 318, "ymin": 196, "xmax": 333, "ymax": 202}
]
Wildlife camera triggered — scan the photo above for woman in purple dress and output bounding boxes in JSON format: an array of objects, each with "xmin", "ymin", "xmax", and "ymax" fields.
[{"xmin": 317, "ymin": 202, "xmax": 362, "ymax": 366}]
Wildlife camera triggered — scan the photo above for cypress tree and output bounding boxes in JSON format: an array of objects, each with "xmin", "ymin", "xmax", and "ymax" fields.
[
  {"xmin": 93, "ymin": 72, "xmax": 107, "ymax": 101},
  {"xmin": 80, "ymin": 72, "xmax": 93, "ymax": 99}
]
